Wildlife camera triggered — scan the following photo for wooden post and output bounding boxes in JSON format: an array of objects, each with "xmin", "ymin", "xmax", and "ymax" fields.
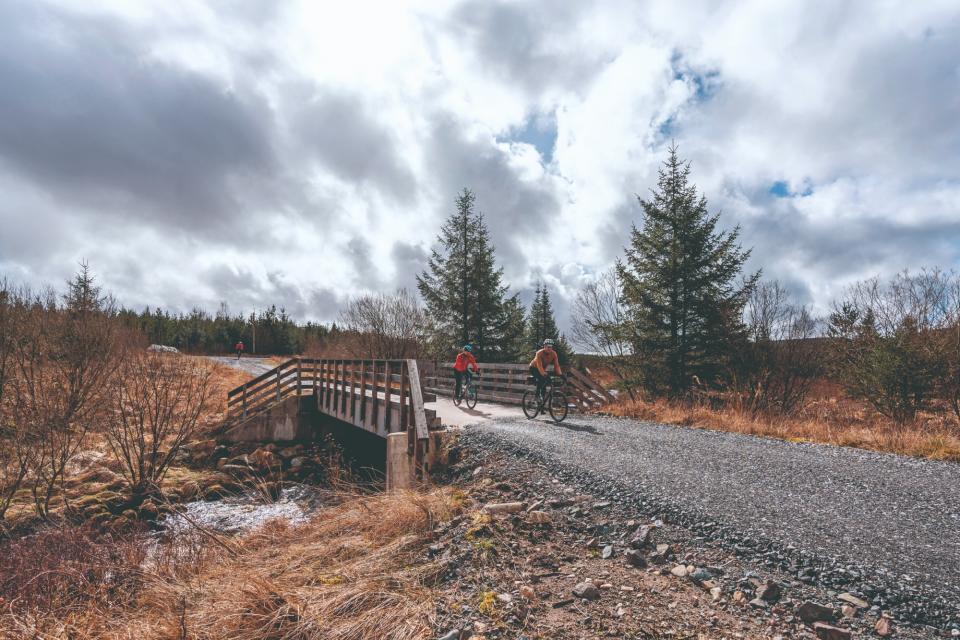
[
  {"xmin": 296, "ymin": 359, "xmax": 303, "ymax": 396},
  {"xmin": 384, "ymin": 361, "xmax": 393, "ymax": 433},
  {"xmin": 400, "ymin": 361, "xmax": 409, "ymax": 432},
  {"xmin": 242, "ymin": 384, "xmax": 248, "ymax": 418},
  {"xmin": 359, "ymin": 360, "xmax": 367, "ymax": 426},
  {"xmin": 350, "ymin": 361, "xmax": 358, "ymax": 421},
  {"xmin": 371, "ymin": 360, "xmax": 380, "ymax": 430},
  {"xmin": 276, "ymin": 367, "xmax": 282, "ymax": 402}
]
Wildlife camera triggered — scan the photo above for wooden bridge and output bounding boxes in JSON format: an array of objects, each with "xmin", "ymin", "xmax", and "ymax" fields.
[{"xmin": 220, "ymin": 357, "xmax": 611, "ymax": 487}]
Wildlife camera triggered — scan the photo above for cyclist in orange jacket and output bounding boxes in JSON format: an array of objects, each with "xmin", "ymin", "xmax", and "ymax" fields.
[
  {"xmin": 453, "ymin": 344, "xmax": 480, "ymax": 400},
  {"xmin": 529, "ymin": 338, "xmax": 563, "ymax": 398}
]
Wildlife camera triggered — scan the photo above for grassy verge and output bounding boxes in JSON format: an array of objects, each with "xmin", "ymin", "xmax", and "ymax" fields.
[
  {"xmin": 605, "ymin": 396, "xmax": 960, "ymax": 462},
  {"xmin": 0, "ymin": 487, "xmax": 462, "ymax": 639}
]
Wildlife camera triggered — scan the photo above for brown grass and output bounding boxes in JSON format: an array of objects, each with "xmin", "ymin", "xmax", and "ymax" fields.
[
  {"xmin": 606, "ymin": 393, "xmax": 960, "ymax": 462},
  {"xmin": 0, "ymin": 487, "xmax": 462, "ymax": 639}
]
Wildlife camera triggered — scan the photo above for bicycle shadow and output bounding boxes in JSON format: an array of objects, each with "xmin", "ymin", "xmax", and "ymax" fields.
[{"xmin": 550, "ymin": 420, "xmax": 602, "ymax": 435}]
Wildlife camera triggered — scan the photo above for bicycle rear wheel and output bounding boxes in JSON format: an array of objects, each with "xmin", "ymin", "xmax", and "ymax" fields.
[
  {"xmin": 453, "ymin": 388, "xmax": 462, "ymax": 406},
  {"xmin": 466, "ymin": 384, "xmax": 478, "ymax": 409},
  {"xmin": 521, "ymin": 390, "xmax": 540, "ymax": 419},
  {"xmin": 548, "ymin": 390, "xmax": 569, "ymax": 423}
]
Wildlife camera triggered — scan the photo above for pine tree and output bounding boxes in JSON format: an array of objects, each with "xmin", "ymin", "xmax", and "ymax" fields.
[
  {"xmin": 618, "ymin": 145, "xmax": 758, "ymax": 395},
  {"xmin": 417, "ymin": 189, "xmax": 524, "ymax": 361},
  {"xmin": 525, "ymin": 282, "xmax": 572, "ymax": 364}
]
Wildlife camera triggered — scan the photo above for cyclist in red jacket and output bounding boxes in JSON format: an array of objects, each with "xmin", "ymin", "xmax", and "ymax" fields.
[
  {"xmin": 453, "ymin": 344, "xmax": 480, "ymax": 400},
  {"xmin": 235, "ymin": 340, "xmax": 245, "ymax": 360}
]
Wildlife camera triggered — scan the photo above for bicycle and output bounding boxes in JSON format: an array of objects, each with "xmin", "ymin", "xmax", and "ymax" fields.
[
  {"xmin": 453, "ymin": 371, "xmax": 480, "ymax": 409},
  {"xmin": 522, "ymin": 374, "xmax": 569, "ymax": 422}
]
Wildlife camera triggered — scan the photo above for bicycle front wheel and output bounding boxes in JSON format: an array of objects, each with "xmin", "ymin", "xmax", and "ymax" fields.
[
  {"xmin": 548, "ymin": 390, "xmax": 569, "ymax": 423},
  {"xmin": 453, "ymin": 389, "xmax": 462, "ymax": 406},
  {"xmin": 521, "ymin": 390, "xmax": 540, "ymax": 419},
  {"xmin": 466, "ymin": 385, "xmax": 478, "ymax": 409}
]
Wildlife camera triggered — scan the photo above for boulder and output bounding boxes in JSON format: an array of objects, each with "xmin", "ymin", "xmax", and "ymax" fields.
[
  {"xmin": 670, "ymin": 565, "xmax": 689, "ymax": 578},
  {"xmin": 797, "ymin": 601, "xmax": 836, "ymax": 626},
  {"xmin": 630, "ymin": 525, "xmax": 654, "ymax": 548},
  {"xmin": 625, "ymin": 549, "xmax": 647, "ymax": 568}
]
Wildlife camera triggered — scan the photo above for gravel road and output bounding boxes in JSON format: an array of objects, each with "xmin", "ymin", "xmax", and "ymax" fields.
[
  {"xmin": 465, "ymin": 415, "xmax": 960, "ymax": 628},
  {"xmin": 207, "ymin": 356, "xmax": 276, "ymax": 378}
]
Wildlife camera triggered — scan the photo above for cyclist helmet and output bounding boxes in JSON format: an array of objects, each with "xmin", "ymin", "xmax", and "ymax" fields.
[
  {"xmin": 463, "ymin": 344, "xmax": 473, "ymax": 352},
  {"xmin": 543, "ymin": 338, "xmax": 555, "ymax": 348}
]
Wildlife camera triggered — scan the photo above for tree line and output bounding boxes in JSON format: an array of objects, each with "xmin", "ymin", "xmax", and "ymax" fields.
[{"xmin": 569, "ymin": 144, "xmax": 960, "ymax": 427}]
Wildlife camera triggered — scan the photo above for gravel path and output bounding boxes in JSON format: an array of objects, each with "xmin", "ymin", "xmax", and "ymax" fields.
[
  {"xmin": 207, "ymin": 356, "xmax": 276, "ymax": 378},
  {"xmin": 466, "ymin": 415, "xmax": 960, "ymax": 628}
]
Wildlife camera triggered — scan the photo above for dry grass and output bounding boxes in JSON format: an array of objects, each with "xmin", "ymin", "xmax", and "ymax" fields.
[
  {"xmin": 606, "ymin": 393, "xmax": 960, "ymax": 462},
  {"xmin": 0, "ymin": 487, "xmax": 462, "ymax": 639}
]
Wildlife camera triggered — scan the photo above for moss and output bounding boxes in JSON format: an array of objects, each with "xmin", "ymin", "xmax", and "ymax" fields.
[{"xmin": 477, "ymin": 590, "xmax": 497, "ymax": 617}]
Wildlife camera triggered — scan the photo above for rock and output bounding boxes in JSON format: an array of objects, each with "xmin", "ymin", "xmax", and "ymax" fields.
[
  {"xmin": 527, "ymin": 510, "xmax": 552, "ymax": 524},
  {"xmin": 812, "ymin": 622, "xmax": 851, "ymax": 640},
  {"xmin": 250, "ymin": 448, "xmax": 281, "ymax": 470},
  {"xmin": 573, "ymin": 582, "xmax": 601, "ymax": 601},
  {"xmin": 483, "ymin": 502, "xmax": 525, "ymax": 515},
  {"xmin": 838, "ymin": 593, "xmax": 869, "ymax": 609},
  {"xmin": 650, "ymin": 543, "xmax": 672, "ymax": 563},
  {"xmin": 689, "ymin": 568, "xmax": 713, "ymax": 585},
  {"xmin": 472, "ymin": 466, "xmax": 483, "ymax": 477},
  {"xmin": 874, "ymin": 616, "xmax": 893, "ymax": 637},
  {"xmin": 187, "ymin": 439, "xmax": 217, "ymax": 460},
  {"xmin": 749, "ymin": 598, "xmax": 768, "ymax": 609},
  {"xmin": 630, "ymin": 525, "xmax": 653, "ymax": 549},
  {"xmin": 797, "ymin": 601, "xmax": 836, "ymax": 626},
  {"xmin": 601, "ymin": 545, "xmax": 614, "ymax": 559},
  {"xmin": 670, "ymin": 565, "xmax": 689, "ymax": 578},
  {"xmin": 840, "ymin": 604, "xmax": 856, "ymax": 618},
  {"xmin": 592, "ymin": 501, "xmax": 611, "ymax": 509},
  {"xmin": 519, "ymin": 585, "xmax": 535, "ymax": 600},
  {"xmin": 710, "ymin": 586, "xmax": 722, "ymax": 601},
  {"xmin": 496, "ymin": 593, "xmax": 512, "ymax": 604},
  {"xmin": 437, "ymin": 631, "xmax": 460, "ymax": 640},
  {"xmin": 289, "ymin": 456, "xmax": 308, "ymax": 470},
  {"xmin": 756, "ymin": 580, "xmax": 782, "ymax": 603},
  {"xmin": 624, "ymin": 549, "xmax": 647, "ymax": 568},
  {"xmin": 733, "ymin": 590, "xmax": 746, "ymax": 603},
  {"xmin": 547, "ymin": 498, "xmax": 574, "ymax": 508}
]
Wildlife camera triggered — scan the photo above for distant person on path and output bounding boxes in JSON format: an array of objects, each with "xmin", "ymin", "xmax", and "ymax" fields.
[
  {"xmin": 453, "ymin": 344, "xmax": 480, "ymax": 400},
  {"xmin": 235, "ymin": 340, "xmax": 245, "ymax": 360},
  {"xmin": 529, "ymin": 338, "xmax": 563, "ymax": 398}
]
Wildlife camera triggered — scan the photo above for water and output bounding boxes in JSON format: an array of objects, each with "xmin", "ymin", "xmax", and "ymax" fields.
[{"xmin": 159, "ymin": 484, "xmax": 323, "ymax": 535}]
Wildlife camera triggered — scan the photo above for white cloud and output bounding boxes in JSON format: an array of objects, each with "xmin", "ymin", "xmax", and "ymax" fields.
[{"xmin": 1, "ymin": 0, "xmax": 958, "ymax": 329}]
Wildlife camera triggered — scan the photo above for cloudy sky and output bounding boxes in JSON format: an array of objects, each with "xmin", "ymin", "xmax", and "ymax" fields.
[{"xmin": 2, "ymin": 0, "xmax": 959, "ymax": 331}]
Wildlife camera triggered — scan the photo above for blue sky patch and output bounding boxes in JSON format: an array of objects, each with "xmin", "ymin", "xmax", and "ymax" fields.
[
  {"xmin": 501, "ymin": 115, "xmax": 557, "ymax": 164},
  {"xmin": 769, "ymin": 180, "xmax": 814, "ymax": 198}
]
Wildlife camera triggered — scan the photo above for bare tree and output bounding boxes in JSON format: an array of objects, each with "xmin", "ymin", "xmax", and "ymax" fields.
[
  {"xmin": 735, "ymin": 280, "xmax": 823, "ymax": 415},
  {"xmin": 0, "ymin": 281, "xmax": 30, "ymax": 522},
  {"xmin": 338, "ymin": 289, "xmax": 426, "ymax": 359},
  {"xmin": 9, "ymin": 267, "xmax": 121, "ymax": 517},
  {"xmin": 106, "ymin": 351, "xmax": 215, "ymax": 500},
  {"xmin": 571, "ymin": 268, "xmax": 634, "ymax": 396}
]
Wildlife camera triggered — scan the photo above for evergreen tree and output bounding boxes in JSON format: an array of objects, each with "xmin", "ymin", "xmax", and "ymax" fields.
[
  {"xmin": 417, "ymin": 188, "xmax": 524, "ymax": 361},
  {"xmin": 618, "ymin": 145, "xmax": 758, "ymax": 395},
  {"xmin": 525, "ymin": 282, "xmax": 572, "ymax": 363}
]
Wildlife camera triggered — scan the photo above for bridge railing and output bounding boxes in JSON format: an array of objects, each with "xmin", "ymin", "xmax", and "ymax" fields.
[{"xmin": 421, "ymin": 361, "xmax": 613, "ymax": 410}]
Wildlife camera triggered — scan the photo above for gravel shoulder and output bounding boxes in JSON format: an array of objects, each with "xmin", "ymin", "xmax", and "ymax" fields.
[{"xmin": 465, "ymin": 414, "xmax": 960, "ymax": 629}]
